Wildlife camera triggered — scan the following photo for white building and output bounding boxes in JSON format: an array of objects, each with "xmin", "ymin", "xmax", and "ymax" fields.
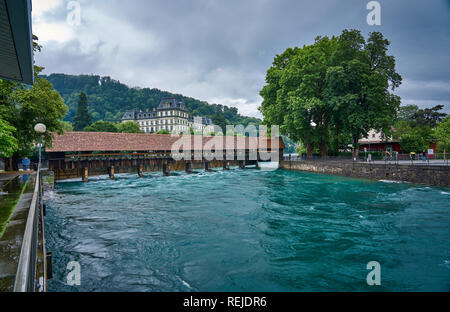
[{"xmin": 121, "ymin": 98, "xmax": 215, "ymax": 134}]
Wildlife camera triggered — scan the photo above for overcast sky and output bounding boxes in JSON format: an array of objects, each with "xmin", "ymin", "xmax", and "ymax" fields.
[{"xmin": 32, "ymin": 0, "xmax": 450, "ymax": 118}]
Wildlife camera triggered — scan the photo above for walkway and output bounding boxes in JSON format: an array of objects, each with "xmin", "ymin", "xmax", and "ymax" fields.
[{"xmin": 0, "ymin": 173, "xmax": 36, "ymax": 292}]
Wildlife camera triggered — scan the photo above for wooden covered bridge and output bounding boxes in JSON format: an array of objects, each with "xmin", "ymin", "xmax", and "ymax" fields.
[{"xmin": 47, "ymin": 132, "xmax": 285, "ymax": 181}]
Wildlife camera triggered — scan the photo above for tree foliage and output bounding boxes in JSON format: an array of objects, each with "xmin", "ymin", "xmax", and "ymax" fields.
[
  {"xmin": 394, "ymin": 120, "xmax": 433, "ymax": 153},
  {"xmin": 412, "ymin": 105, "xmax": 447, "ymax": 128},
  {"xmin": 81, "ymin": 120, "xmax": 142, "ymax": 133},
  {"xmin": 156, "ymin": 129, "xmax": 171, "ymax": 135},
  {"xmin": 84, "ymin": 121, "xmax": 118, "ymax": 133},
  {"xmin": 435, "ymin": 116, "xmax": 450, "ymax": 151},
  {"xmin": 211, "ymin": 111, "xmax": 228, "ymax": 134},
  {"xmin": 259, "ymin": 30, "xmax": 402, "ymax": 156},
  {"xmin": 398, "ymin": 105, "xmax": 419, "ymax": 122},
  {"xmin": 73, "ymin": 92, "xmax": 92, "ymax": 131},
  {"xmin": 394, "ymin": 104, "xmax": 447, "ymax": 152},
  {"xmin": 61, "ymin": 121, "xmax": 74, "ymax": 132},
  {"xmin": 0, "ymin": 68, "xmax": 67, "ymax": 153},
  {"xmin": 0, "ymin": 119, "xmax": 18, "ymax": 158},
  {"xmin": 117, "ymin": 121, "xmax": 142, "ymax": 133},
  {"xmin": 399, "ymin": 134, "xmax": 428, "ymax": 153}
]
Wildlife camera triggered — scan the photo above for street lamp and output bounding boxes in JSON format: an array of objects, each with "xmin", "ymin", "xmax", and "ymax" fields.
[{"xmin": 34, "ymin": 123, "xmax": 46, "ymax": 169}]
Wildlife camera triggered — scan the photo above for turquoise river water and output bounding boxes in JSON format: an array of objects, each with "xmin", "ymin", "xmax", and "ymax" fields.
[{"xmin": 45, "ymin": 168, "xmax": 450, "ymax": 292}]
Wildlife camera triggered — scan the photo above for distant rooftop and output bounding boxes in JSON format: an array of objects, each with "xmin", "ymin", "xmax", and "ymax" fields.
[
  {"xmin": 157, "ymin": 98, "xmax": 187, "ymax": 111},
  {"xmin": 122, "ymin": 98, "xmax": 189, "ymax": 121}
]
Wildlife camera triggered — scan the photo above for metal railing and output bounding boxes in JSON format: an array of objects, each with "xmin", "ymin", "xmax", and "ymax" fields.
[
  {"xmin": 13, "ymin": 166, "xmax": 45, "ymax": 292},
  {"xmin": 283, "ymin": 153, "xmax": 449, "ymax": 166}
]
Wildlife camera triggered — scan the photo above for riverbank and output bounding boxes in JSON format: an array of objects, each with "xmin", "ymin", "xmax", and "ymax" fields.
[{"xmin": 280, "ymin": 161, "xmax": 450, "ymax": 187}]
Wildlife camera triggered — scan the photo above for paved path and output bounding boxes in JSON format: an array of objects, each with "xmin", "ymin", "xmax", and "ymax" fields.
[{"xmin": 0, "ymin": 173, "xmax": 36, "ymax": 292}]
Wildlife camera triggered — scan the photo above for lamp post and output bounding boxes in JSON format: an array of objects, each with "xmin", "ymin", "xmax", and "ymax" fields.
[{"xmin": 34, "ymin": 123, "xmax": 46, "ymax": 169}]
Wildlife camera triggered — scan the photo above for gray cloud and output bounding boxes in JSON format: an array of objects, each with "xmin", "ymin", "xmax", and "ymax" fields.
[{"xmin": 33, "ymin": 0, "xmax": 450, "ymax": 117}]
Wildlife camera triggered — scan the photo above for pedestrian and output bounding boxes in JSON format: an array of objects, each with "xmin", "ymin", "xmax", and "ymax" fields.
[
  {"xmin": 22, "ymin": 157, "xmax": 31, "ymax": 171},
  {"xmin": 422, "ymin": 150, "xmax": 427, "ymax": 162}
]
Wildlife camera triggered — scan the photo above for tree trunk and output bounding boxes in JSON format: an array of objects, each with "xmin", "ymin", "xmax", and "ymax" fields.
[
  {"xmin": 306, "ymin": 143, "xmax": 313, "ymax": 158},
  {"xmin": 352, "ymin": 137, "xmax": 359, "ymax": 160},
  {"xmin": 320, "ymin": 140, "xmax": 328, "ymax": 158}
]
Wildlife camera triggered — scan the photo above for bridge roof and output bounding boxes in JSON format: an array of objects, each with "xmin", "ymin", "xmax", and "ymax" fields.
[{"xmin": 47, "ymin": 132, "xmax": 285, "ymax": 153}]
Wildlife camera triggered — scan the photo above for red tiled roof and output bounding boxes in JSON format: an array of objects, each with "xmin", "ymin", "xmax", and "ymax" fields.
[{"xmin": 47, "ymin": 132, "xmax": 285, "ymax": 153}]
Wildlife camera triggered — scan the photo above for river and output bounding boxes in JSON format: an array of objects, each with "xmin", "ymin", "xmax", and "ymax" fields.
[{"xmin": 45, "ymin": 168, "xmax": 450, "ymax": 291}]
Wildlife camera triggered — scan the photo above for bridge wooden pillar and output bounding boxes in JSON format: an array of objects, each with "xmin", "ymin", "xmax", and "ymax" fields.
[
  {"xmin": 163, "ymin": 163, "xmax": 171, "ymax": 176},
  {"xmin": 108, "ymin": 166, "xmax": 115, "ymax": 180},
  {"xmin": 205, "ymin": 162, "xmax": 212, "ymax": 172},
  {"xmin": 185, "ymin": 162, "xmax": 193, "ymax": 174},
  {"xmin": 138, "ymin": 165, "xmax": 144, "ymax": 178},
  {"xmin": 82, "ymin": 167, "xmax": 89, "ymax": 183}
]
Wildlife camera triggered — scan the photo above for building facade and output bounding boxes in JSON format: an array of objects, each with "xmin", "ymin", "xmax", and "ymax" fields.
[
  {"xmin": 358, "ymin": 129, "xmax": 401, "ymax": 153},
  {"xmin": 358, "ymin": 129, "xmax": 437, "ymax": 155},
  {"xmin": 121, "ymin": 98, "xmax": 214, "ymax": 134}
]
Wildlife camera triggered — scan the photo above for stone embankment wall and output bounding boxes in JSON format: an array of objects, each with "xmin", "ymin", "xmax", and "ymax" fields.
[{"xmin": 280, "ymin": 161, "xmax": 450, "ymax": 187}]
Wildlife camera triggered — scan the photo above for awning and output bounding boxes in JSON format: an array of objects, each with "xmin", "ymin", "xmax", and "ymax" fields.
[{"xmin": 0, "ymin": 0, "xmax": 33, "ymax": 85}]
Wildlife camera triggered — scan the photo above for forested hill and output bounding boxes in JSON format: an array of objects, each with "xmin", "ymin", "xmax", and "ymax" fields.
[{"xmin": 42, "ymin": 74, "xmax": 261, "ymax": 127}]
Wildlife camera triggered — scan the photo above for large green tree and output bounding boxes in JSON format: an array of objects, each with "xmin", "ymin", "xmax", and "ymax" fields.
[
  {"xmin": 117, "ymin": 121, "xmax": 142, "ymax": 133},
  {"xmin": 394, "ymin": 120, "xmax": 433, "ymax": 153},
  {"xmin": 412, "ymin": 105, "xmax": 447, "ymax": 128},
  {"xmin": 398, "ymin": 105, "xmax": 419, "ymax": 122},
  {"xmin": 84, "ymin": 121, "xmax": 118, "ymax": 133},
  {"xmin": 435, "ymin": 116, "xmax": 450, "ymax": 153},
  {"xmin": 0, "ymin": 69, "xmax": 67, "ymax": 152},
  {"xmin": 211, "ymin": 111, "xmax": 228, "ymax": 134},
  {"xmin": 0, "ymin": 119, "xmax": 18, "ymax": 158},
  {"xmin": 400, "ymin": 134, "xmax": 428, "ymax": 154},
  {"xmin": 259, "ymin": 30, "xmax": 402, "ymax": 157},
  {"xmin": 73, "ymin": 92, "xmax": 92, "ymax": 131}
]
